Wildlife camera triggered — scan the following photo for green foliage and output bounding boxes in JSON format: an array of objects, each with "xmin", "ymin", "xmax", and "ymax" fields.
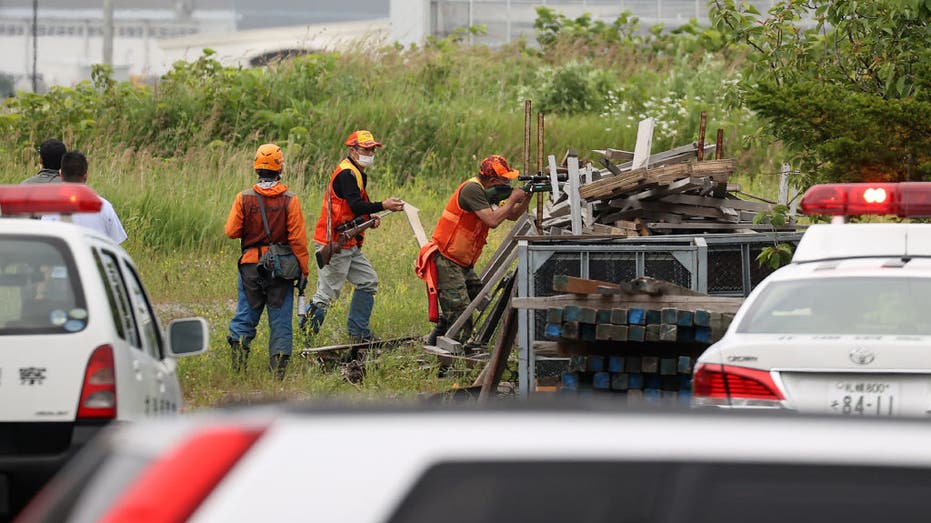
[
  {"xmin": 753, "ymin": 205, "xmax": 795, "ymax": 268},
  {"xmin": 710, "ymin": 0, "xmax": 931, "ymax": 185},
  {"xmin": 518, "ymin": 60, "xmax": 613, "ymax": 115}
]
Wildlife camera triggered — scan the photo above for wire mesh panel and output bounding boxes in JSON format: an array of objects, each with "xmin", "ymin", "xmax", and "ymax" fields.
[
  {"xmin": 589, "ymin": 252, "xmax": 637, "ymax": 284},
  {"xmin": 531, "ymin": 252, "xmax": 581, "ymax": 339},
  {"xmin": 643, "ymin": 253, "xmax": 691, "ymax": 288},
  {"xmin": 707, "ymin": 247, "xmax": 744, "ymax": 296}
]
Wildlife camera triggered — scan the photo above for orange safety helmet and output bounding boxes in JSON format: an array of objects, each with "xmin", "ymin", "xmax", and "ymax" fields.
[
  {"xmin": 344, "ymin": 130, "xmax": 382, "ymax": 148},
  {"xmin": 254, "ymin": 143, "xmax": 284, "ymax": 171}
]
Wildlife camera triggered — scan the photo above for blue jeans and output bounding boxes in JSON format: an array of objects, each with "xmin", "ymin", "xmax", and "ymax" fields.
[{"xmin": 228, "ymin": 268, "xmax": 294, "ymax": 357}]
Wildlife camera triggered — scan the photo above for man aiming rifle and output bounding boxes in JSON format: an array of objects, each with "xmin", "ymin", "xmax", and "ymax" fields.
[
  {"xmin": 415, "ymin": 155, "xmax": 532, "ymax": 347},
  {"xmin": 484, "ymin": 172, "xmax": 569, "ymax": 204}
]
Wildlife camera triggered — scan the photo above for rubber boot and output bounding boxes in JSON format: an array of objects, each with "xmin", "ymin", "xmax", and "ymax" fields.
[
  {"xmin": 347, "ymin": 289, "xmax": 376, "ymax": 342},
  {"xmin": 307, "ymin": 303, "xmax": 326, "ymax": 334},
  {"xmin": 426, "ymin": 316, "xmax": 449, "ymax": 346},
  {"xmin": 270, "ymin": 353, "xmax": 290, "ymax": 380},
  {"xmin": 228, "ymin": 336, "xmax": 250, "ymax": 373}
]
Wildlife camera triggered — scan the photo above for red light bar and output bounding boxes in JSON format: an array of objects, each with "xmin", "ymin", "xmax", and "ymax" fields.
[
  {"xmin": 0, "ymin": 184, "xmax": 103, "ymax": 215},
  {"xmin": 800, "ymin": 182, "xmax": 931, "ymax": 217}
]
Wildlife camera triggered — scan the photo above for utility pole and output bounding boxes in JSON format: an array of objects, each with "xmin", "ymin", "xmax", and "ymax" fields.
[
  {"xmin": 103, "ymin": 0, "xmax": 113, "ymax": 67},
  {"xmin": 31, "ymin": 0, "xmax": 37, "ymax": 92}
]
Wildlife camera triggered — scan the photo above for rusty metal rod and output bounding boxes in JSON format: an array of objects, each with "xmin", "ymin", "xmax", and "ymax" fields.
[
  {"xmin": 697, "ymin": 111, "xmax": 707, "ymax": 161},
  {"xmin": 715, "ymin": 128, "xmax": 724, "ymax": 160},
  {"xmin": 523, "ymin": 100, "xmax": 531, "ymax": 186},
  {"xmin": 535, "ymin": 111, "xmax": 544, "ymax": 233}
]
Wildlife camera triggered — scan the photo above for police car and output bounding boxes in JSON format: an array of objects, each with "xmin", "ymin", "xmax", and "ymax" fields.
[
  {"xmin": 16, "ymin": 403, "xmax": 931, "ymax": 523},
  {"xmin": 693, "ymin": 182, "xmax": 931, "ymax": 417},
  {"xmin": 0, "ymin": 184, "xmax": 207, "ymax": 519}
]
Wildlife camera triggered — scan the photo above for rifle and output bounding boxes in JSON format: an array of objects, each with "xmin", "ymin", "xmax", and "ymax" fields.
[
  {"xmin": 484, "ymin": 173, "xmax": 569, "ymax": 205},
  {"xmin": 315, "ymin": 210, "xmax": 394, "ymax": 269}
]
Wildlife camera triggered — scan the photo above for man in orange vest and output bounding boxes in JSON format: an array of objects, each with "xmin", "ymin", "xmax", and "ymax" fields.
[
  {"xmin": 225, "ymin": 144, "xmax": 310, "ymax": 378},
  {"xmin": 420, "ymin": 154, "xmax": 530, "ymax": 346},
  {"xmin": 307, "ymin": 130, "xmax": 405, "ymax": 343}
]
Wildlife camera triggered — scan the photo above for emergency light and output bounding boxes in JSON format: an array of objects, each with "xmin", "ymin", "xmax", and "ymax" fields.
[
  {"xmin": 800, "ymin": 182, "xmax": 931, "ymax": 217},
  {"xmin": 0, "ymin": 184, "xmax": 102, "ymax": 216}
]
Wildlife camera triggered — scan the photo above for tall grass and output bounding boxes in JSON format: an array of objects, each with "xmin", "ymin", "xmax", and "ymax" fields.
[{"xmin": 0, "ymin": 28, "xmax": 782, "ymax": 408}]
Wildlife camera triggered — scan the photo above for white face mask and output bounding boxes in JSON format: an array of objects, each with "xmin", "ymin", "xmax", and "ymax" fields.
[{"xmin": 357, "ymin": 154, "xmax": 374, "ymax": 168}]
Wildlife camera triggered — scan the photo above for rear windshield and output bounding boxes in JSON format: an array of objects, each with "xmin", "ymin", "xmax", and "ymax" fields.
[
  {"xmin": 737, "ymin": 277, "xmax": 931, "ymax": 335},
  {"xmin": 0, "ymin": 235, "xmax": 87, "ymax": 334}
]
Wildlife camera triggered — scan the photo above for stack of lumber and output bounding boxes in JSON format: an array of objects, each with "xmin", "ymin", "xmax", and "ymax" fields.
[
  {"xmin": 539, "ymin": 141, "xmax": 791, "ymax": 236},
  {"xmin": 513, "ymin": 275, "xmax": 740, "ymax": 398}
]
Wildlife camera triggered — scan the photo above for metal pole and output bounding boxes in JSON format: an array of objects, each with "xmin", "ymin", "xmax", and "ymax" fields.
[
  {"xmin": 523, "ymin": 100, "xmax": 531, "ymax": 187},
  {"xmin": 535, "ymin": 112, "xmax": 544, "ymax": 234},
  {"xmin": 31, "ymin": 0, "xmax": 37, "ymax": 92},
  {"xmin": 697, "ymin": 111, "xmax": 707, "ymax": 161},
  {"xmin": 103, "ymin": 0, "xmax": 114, "ymax": 67}
]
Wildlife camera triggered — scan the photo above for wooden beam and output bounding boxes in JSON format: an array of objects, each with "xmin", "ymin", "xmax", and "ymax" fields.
[
  {"xmin": 299, "ymin": 336, "xmax": 419, "ymax": 357},
  {"xmin": 567, "ymin": 155, "xmax": 583, "ymax": 234},
  {"xmin": 479, "ymin": 215, "xmax": 531, "ymax": 283},
  {"xmin": 631, "ymin": 117, "xmax": 655, "ymax": 169},
  {"xmin": 479, "ymin": 287, "xmax": 519, "ymax": 402},
  {"xmin": 512, "ymin": 294, "xmax": 744, "ymax": 314},
  {"xmin": 402, "ymin": 201, "xmax": 429, "ymax": 248}
]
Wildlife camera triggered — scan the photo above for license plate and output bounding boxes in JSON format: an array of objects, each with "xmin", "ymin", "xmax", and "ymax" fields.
[{"xmin": 828, "ymin": 381, "xmax": 898, "ymax": 416}]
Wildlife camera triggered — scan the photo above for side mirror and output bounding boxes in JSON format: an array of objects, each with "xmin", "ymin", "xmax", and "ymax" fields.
[{"xmin": 166, "ymin": 317, "xmax": 209, "ymax": 357}]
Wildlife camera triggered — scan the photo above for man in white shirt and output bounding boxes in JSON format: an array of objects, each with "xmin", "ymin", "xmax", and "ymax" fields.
[{"xmin": 42, "ymin": 151, "xmax": 128, "ymax": 245}]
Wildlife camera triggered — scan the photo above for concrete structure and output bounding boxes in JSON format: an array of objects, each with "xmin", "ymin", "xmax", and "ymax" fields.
[
  {"xmin": 0, "ymin": 0, "xmax": 389, "ymax": 92},
  {"xmin": 390, "ymin": 0, "xmax": 782, "ymax": 48},
  {"xmin": 159, "ymin": 19, "xmax": 391, "ymax": 69}
]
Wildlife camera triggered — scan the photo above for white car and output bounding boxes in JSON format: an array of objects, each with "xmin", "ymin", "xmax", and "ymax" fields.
[
  {"xmin": 693, "ymin": 182, "xmax": 931, "ymax": 416},
  {"xmin": 0, "ymin": 184, "xmax": 207, "ymax": 519},
  {"xmin": 16, "ymin": 403, "xmax": 931, "ymax": 523}
]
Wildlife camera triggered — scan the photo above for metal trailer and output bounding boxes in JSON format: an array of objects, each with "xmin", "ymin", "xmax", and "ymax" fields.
[{"xmin": 515, "ymin": 231, "xmax": 804, "ymax": 398}]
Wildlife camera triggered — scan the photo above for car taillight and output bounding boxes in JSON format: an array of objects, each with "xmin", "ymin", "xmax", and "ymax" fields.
[
  {"xmin": 800, "ymin": 182, "xmax": 931, "ymax": 217},
  {"xmin": 692, "ymin": 363, "xmax": 784, "ymax": 408},
  {"xmin": 98, "ymin": 426, "xmax": 266, "ymax": 523},
  {"xmin": 76, "ymin": 345, "xmax": 116, "ymax": 420}
]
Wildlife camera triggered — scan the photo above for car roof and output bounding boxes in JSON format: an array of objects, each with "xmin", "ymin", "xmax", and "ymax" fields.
[
  {"xmin": 765, "ymin": 255, "xmax": 931, "ymax": 282},
  {"xmin": 793, "ymin": 223, "xmax": 931, "ymax": 263},
  {"xmin": 108, "ymin": 401, "xmax": 931, "ymax": 468},
  {"xmin": 0, "ymin": 216, "xmax": 122, "ymax": 249}
]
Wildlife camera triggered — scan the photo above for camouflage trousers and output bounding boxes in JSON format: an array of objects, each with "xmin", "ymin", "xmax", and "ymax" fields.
[{"xmin": 435, "ymin": 253, "xmax": 483, "ymax": 340}]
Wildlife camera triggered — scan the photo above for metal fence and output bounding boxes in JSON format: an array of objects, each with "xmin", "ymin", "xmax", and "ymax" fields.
[{"xmin": 431, "ymin": 0, "xmax": 781, "ymax": 45}]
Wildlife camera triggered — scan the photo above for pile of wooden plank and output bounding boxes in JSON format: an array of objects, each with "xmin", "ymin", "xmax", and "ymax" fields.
[
  {"xmin": 513, "ymin": 275, "xmax": 741, "ymax": 397},
  {"xmin": 541, "ymin": 149, "xmax": 780, "ymax": 235}
]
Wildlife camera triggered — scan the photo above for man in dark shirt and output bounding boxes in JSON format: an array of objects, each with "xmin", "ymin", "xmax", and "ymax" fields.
[
  {"xmin": 22, "ymin": 139, "xmax": 66, "ymax": 184},
  {"xmin": 308, "ymin": 130, "xmax": 405, "ymax": 343}
]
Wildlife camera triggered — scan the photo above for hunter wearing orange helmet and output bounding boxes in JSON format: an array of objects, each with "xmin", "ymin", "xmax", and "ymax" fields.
[
  {"xmin": 416, "ymin": 154, "xmax": 530, "ymax": 347},
  {"xmin": 225, "ymin": 144, "xmax": 310, "ymax": 378},
  {"xmin": 306, "ymin": 130, "xmax": 405, "ymax": 343}
]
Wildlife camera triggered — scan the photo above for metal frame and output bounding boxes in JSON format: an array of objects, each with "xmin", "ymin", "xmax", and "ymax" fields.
[{"xmin": 516, "ymin": 232, "xmax": 803, "ymax": 397}]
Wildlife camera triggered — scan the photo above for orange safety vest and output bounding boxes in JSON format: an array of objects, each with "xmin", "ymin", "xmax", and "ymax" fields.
[
  {"xmin": 432, "ymin": 177, "xmax": 490, "ymax": 268},
  {"xmin": 314, "ymin": 159, "xmax": 369, "ymax": 248}
]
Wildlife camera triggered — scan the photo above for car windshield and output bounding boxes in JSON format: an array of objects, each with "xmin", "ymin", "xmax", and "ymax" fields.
[
  {"xmin": 0, "ymin": 235, "xmax": 86, "ymax": 334},
  {"xmin": 737, "ymin": 277, "xmax": 931, "ymax": 335}
]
